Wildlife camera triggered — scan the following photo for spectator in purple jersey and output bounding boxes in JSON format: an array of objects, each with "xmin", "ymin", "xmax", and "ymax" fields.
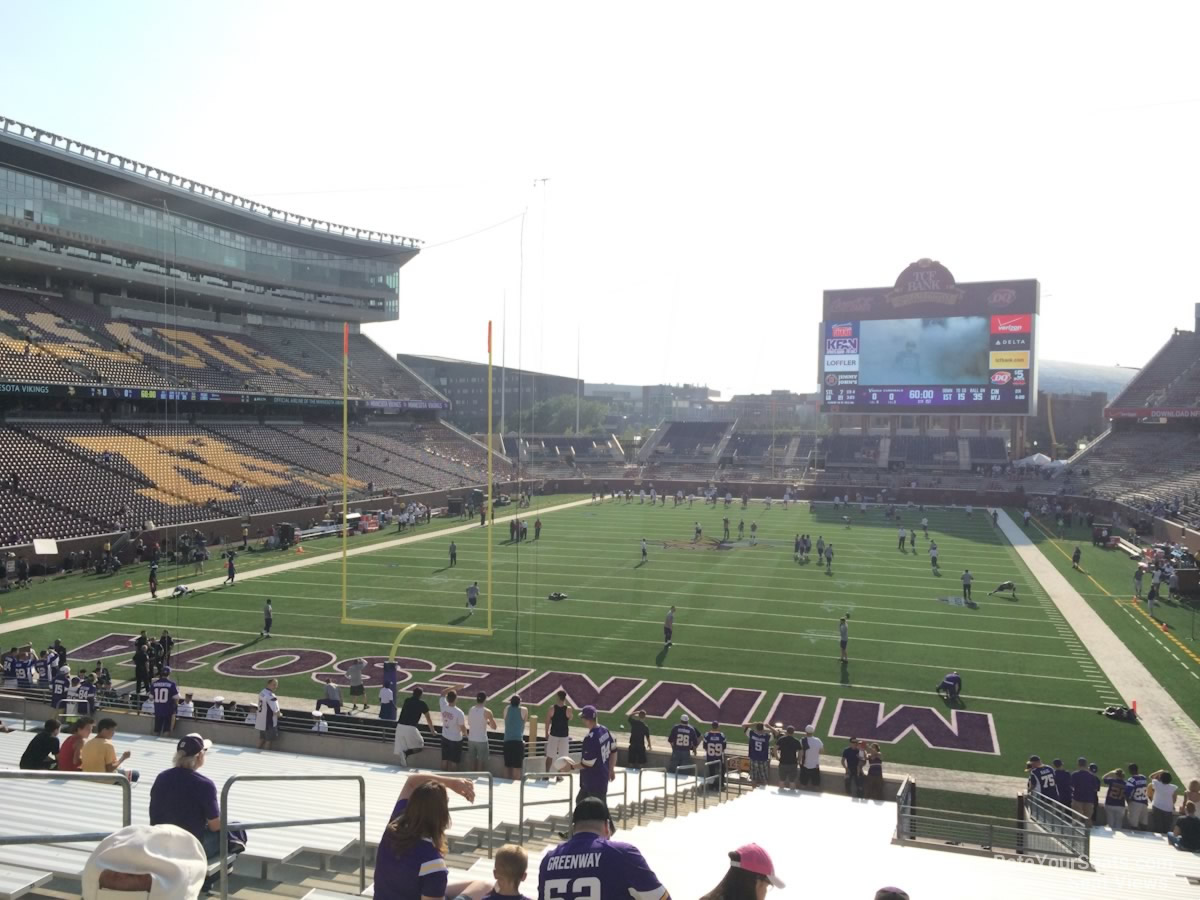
[
  {"xmin": 1026, "ymin": 755, "xmax": 1057, "ymax": 798},
  {"xmin": 1051, "ymin": 759, "xmax": 1073, "ymax": 807},
  {"xmin": 375, "ymin": 774, "xmax": 490, "ymax": 900},
  {"xmin": 150, "ymin": 667, "xmax": 180, "ymax": 737},
  {"xmin": 1070, "ymin": 757, "xmax": 1100, "ymax": 821},
  {"xmin": 744, "ymin": 723, "xmax": 773, "ymax": 787},
  {"xmin": 703, "ymin": 722, "xmax": 728, "ymax": 790},
  {"xmin": 537, "ymin": 797, "xmax": 666, "ymax": 900},
  {"xmin": 559, "ymin": 706, "xmax": 616, "ymax": 809},
  {"xmin": 51, "ymin": 665, "xmax": 71, "ymax": 711},
  {"xmin": 1125, "ymin": 764, "xmax": 1150, "ymax": 830},
  {"xmin": 1101, "ymin": 767, "xmax": 1127, "ymax": 829},
  {"xmin": 666, "ymin": 715, "xmax": 699, "ymax": 774}
]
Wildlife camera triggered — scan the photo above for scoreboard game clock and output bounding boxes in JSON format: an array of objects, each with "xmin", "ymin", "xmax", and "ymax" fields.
[{"xmin": 820, "ymin": 260, "xmax": 1039, "ymax": 415}]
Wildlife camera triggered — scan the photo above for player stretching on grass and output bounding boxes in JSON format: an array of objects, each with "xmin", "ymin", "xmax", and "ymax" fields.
[
  {"xmin": 936, "ymin": 671, "xmax": 962, "ymax": 703},
  {"xmin": 988, "ymin": 581, "xmax": 1018, "ymax": 599}
]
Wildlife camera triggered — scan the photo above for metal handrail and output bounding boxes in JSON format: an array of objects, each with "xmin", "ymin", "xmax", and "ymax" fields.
[
  {"xmin": 219, "ymin": 774, "xmax": 366, "ymax": 900},
  {"xmin": 895, "ymin": 775, "xmax": 915, "ymax": 839},
  {"xmin": 702, "ymin": 757, "xmax": 724, "ymax": 805},
  {"xmin": 0, "ymin": 691, "xmax": 31, "ymax": 731},
  {"xmin": 672, "ymin": 764, "xmax": 699, "ymax": 815},
  {"xmin": 0, "ymin": 771, "xmax": 131, "ymax": 844},
  {"xmin": 603, "ymin": 770, "xmax": 630, "ymax": 830},
  {"xmin": 443, "ymin": 771, "xmax": 495, "ymax": 858},
  {"xmin": 1023, "ymin": 790, "xmax": 1090, "ymax": 859},
  {"xmin": 635, "ymin": 767, "xmax": 668, "ymax": 825},
  {"xmin": 517, "ymin": 772, "xmax": 574, "ymax": 845}
]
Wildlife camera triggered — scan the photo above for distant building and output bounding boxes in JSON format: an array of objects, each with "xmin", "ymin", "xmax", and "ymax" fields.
[
  {"xmin": 397, "ymin": 354, "xmax": 581, "ymax": 433},
  {"xmin": 723, "ymin": 390, "xmax": 820, "ymax": 427},
  {"xmin": 642, "ymin": 384, "xmax": 720, "ymax": 422}
]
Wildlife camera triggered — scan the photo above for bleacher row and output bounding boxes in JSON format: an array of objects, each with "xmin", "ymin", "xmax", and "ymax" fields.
[
  {"xmin": 1109, "ymin": 331, "xmax": 1200, "ymax": 409},
  {"xmin": 0, "ymin": 724, "xmax": 703, "ymax": 900},
  {"xmin": 1066, "ymin": 429, "xmax": 1200, "ymax": 525},
  {"xmin": 0, "ymin": 421, "xmax": 505, "ymax": 546},
  {"xmin": 2, "ymin": 723, "xmax": 1197, "ymax": 900},
  {"xmin": 0, "ymin": 289, "xmax": 440, "ymax": 402}
]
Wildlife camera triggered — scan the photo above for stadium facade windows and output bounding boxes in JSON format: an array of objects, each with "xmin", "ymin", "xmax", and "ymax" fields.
[{"xmin": 1, "ymin": 166, "xmax": 395, "ymax": 296}]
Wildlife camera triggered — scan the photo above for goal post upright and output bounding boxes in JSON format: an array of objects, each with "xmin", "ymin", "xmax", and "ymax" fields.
[
  {"xmin": 487, "ymin": 319, "xmax": 494, "ymax": 635},
  {"xmin": 341, "ymin": 321, "xmax": 349, "ymax": 623}
]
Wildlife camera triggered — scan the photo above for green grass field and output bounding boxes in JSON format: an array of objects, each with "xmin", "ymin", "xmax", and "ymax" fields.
[
  {"xmin": 1009, "ymin": 510, "xmax": 1200, "ymax": 715},
  {"xmin": 2, "ymin": 495, "xmax": 1168, "ymax": 777}
]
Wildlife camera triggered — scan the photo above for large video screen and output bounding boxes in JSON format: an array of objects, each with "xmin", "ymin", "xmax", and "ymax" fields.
[{"xmin": 820, "ymin": 265, "xmax": 1038, "ymax": 414}]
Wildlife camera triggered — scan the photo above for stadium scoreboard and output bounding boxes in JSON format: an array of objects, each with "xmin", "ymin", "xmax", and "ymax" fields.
[{"xmin": 820, "ymin": 260, "xmax": 1039, "ymax": 415}]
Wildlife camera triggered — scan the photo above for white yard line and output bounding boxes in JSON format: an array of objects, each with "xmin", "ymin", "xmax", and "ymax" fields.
[
  {"xmin": 993, "ymin": 508, "xmax": 1200, "ymax": 777},
  {"xmin": 0, "ymin": 497, "xmax": 593, "ymax": 637}
]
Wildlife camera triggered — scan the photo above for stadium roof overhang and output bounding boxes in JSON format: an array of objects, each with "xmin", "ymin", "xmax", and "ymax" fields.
[{"xmin": 0, "ymin": 121, "xmax": 420, "ymax": 266}]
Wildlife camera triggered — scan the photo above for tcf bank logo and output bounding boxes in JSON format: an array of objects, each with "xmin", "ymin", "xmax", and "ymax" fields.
[{"xmin": 990, "ymin": 371, "xmax": 1012, "ymax": 385}]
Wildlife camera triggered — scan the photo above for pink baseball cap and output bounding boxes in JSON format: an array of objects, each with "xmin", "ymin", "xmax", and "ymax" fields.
[{"xmin": 731, "ymin": 843, "xmax": 784, "ymax": 888}]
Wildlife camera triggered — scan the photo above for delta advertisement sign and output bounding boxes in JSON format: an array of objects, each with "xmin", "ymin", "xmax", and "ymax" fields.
[{"xmin": 71, "ymin": 633, "xmax": 1000, "ymax": 755}]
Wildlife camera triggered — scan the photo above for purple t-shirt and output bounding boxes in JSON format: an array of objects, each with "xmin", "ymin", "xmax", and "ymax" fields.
[
  {"xmin": 579, "ymin": 725, "xmax": 614, "ymax": 795},
  {"xmin": 1071, "ymin": 769, "xmax": 1100, "ymax": 804},
  {"xmin": 151, "ymin": 678, "xmax": 179, "ymax": 715},
  {"xmin": 148, "ymin": 767, "xmax": 219, "ymax": 843},
  {"xmin": 374, "ymin": 798, "xmax": 448, "ymax": 900},
  {"xmin": 746, "ymin": 730, "xmax": 770, "ymax": 762},
  {"xmin": 538, "ymin": 833, "xmax": 666, "ymax": 900}
]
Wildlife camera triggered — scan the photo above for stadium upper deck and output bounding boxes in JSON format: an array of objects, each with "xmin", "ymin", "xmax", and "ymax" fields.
[{"xmin": 0, "ymin": 115, "xmax": 417, "ymax": 324}]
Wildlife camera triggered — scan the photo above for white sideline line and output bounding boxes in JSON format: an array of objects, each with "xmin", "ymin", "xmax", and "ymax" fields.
[
  {"xmin": 992, "ymin": 508, "xmax": 1200, "ymax": 778},
  {"xmin": 0, "ymin": 497, "xmax": 593, "ymax": 637}
]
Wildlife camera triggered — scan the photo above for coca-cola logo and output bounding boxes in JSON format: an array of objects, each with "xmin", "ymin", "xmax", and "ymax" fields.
[
  {"xmin": 830, "ymin": 323, "xmax": 855, "ymax": 338},
  {"xmin": 990, "ymin": 371, "xmax": 1012, "ymax": 385}
]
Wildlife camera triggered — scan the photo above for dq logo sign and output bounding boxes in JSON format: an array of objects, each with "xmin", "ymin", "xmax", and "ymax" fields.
[{"xmin": 990, "ymin": 371, "xmax": 1012, "ymax": 385}]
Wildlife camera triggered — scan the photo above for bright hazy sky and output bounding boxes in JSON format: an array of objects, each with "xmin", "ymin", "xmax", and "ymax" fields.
[{"xmin": 4, "ymin": 2, "xmax": 1198, "ymax": 396}]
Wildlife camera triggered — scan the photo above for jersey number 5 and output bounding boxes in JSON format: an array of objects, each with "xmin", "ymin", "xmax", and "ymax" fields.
[{"xmin": 543, "ymin": 876, "xmax": 601, "ymax": 900}]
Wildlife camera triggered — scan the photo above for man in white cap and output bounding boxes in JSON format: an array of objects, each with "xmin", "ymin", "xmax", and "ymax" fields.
[
  {"xmin": 205, "ymin": 697, "xmax": 226, "ymax": 721},
  {"xmin": 667, "ymin": 714, "xmax": 699, "ymax": 773},
  {"xmin": 799, "ymin": 724, "xmax": 823, "ymax": 789},
  {"xmin": 311, "ymin": 710, "xmax": 329, "ymax": 733},
  {"xmin": 149, "ymin": 733, "xmax": 220, "ymax": 856}
]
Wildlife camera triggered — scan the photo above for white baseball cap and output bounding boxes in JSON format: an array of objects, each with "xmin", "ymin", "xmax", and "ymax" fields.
[{"xmin": 680, "ymin": 714, "xmax": 690, "ymax": 723}]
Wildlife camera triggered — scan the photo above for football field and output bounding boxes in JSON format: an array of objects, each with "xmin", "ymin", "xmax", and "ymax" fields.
[{"xmin": 3, "ymin": 495, "xmax": 1167, "ymax": 776}]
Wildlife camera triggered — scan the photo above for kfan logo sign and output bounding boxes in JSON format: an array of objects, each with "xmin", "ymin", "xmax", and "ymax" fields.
[{"xmin": 71, "ymin": 634, "xmax": 1000, "ymax": 754}]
